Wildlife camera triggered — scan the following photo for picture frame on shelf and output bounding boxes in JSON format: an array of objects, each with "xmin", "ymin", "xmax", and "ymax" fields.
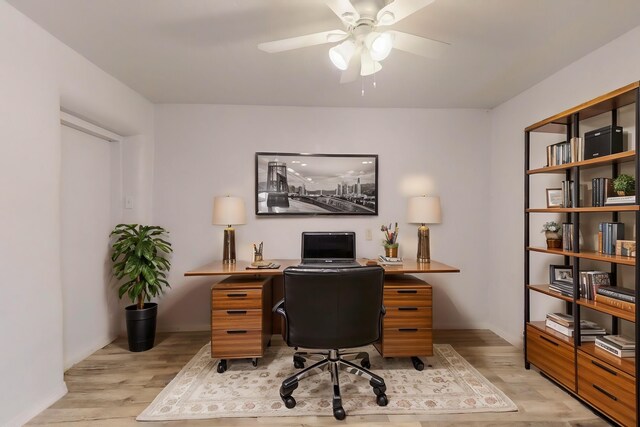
[
  {"xmin": 615, "ymin": 240, "xmax": 636, "ymax": 257},
  {"xmin": 546, "ymin": 188, "xmax": 563, "ymax": 208},
  {"xmin": 549, "ymin": 264, "xmax": 572, "ymax": 285}
]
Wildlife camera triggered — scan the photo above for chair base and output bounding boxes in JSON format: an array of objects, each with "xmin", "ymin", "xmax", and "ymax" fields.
[{"xmin": 280, "ymin": 349, "xmax": 388, "ymax": 420}]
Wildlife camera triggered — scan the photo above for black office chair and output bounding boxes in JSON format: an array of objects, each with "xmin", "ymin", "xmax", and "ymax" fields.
[{"xmin": 273, "ymin": 266, "xmax": 388, "ymax": 420}]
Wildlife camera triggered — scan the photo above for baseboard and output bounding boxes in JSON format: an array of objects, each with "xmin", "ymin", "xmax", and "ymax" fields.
[
  {"xmin": 488, "ymin": 325, "xmax": 523, "ymax": 349},
  {"xmin": 6, "ymin": 382, "xmax": 68, "ymax": 427},
  {"xmin": 64, "ymin": 333, "xmax": 118, "ymax": 371}
]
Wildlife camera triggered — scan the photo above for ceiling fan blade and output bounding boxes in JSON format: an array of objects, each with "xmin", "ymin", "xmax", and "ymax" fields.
[
  {"xmin": 376, "ymin": 0, "xmax": 435, "ymax": 26},
  {"xmin": 340, "ymin": 49, "xmax": 362, "ymax": 83},
  {"xmin": 258, "ymin": 30, "xmax": 347, "ymax": 53},
  {"xmin": 360, "ymin": 51, "xmax": 382, "ymax": 76},
  {"xmin": 388, "ymin": 30, "xmax": 449, "ymax": 58},
  {"xmin": 324, "ymin": 0, "xmax": 360, "ymax": 25}
]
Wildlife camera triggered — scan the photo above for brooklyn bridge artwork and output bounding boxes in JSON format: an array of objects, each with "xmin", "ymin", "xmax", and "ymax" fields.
[{"xmin": 255, "ymin": 153, "xmax": 378, "ymax": 215}]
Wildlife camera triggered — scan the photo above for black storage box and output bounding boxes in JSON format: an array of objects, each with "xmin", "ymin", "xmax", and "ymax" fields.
[{"xmin": 584, "ymin": 125, "xmax": 623, "ymax": 159}]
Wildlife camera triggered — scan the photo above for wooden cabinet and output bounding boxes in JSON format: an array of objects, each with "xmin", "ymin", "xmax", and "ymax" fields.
[
  {"xmin": 210, "ymin": 276, "xmax": 272, "ymax": 372},
  {"xmin": 374, "ymin": 275, "xmax": 432, "ymax": 359},
  {"xmin": 524, "ymin": 82, "xmax": 640, "ymax": 426}
]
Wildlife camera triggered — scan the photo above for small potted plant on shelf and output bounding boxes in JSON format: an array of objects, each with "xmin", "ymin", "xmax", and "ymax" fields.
[
  {"xmin": 613, "ymin": 174, "xmax": 635, "ymax": 196},
  {"xmin": 381, "ymin": 223, "xmax": 399, "ymax": 257},
  {"xmin": 110, "ymin": 224, "xmax": 172, "ymax": 352},
  {"xmin": 541, "ymin": 221, "xmax": 561, "ymax": 249}
]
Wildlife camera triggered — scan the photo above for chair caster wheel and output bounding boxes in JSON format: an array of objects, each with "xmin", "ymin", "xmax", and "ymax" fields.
[
  {"xmin": 361, "ymin": 359, "xmax": 371, "ymax": 369},
  {"xmin": 252, "ymin": 358, "xmax": 258, "ymax": 367},
  {"xmin": 333, "ymin": 406, "xmax": 346, "ymax": 420},
  {"xmin": 373, "ymin": 385, "xmax": 386, "ymax": 396},
  {"xmin": 411, "ymin": 356, "xmax": 424, "ymax": 371},
  {"xmin": 216, "ymin": 360, "xmax": 227, "ymax": 373},
  {"xmin": 282, "ymin": 395, "xmax": 296, "ymax": 409},
  {"xmin": 376, "ymin": 393, "xmax": 388, "ymax": 406}
]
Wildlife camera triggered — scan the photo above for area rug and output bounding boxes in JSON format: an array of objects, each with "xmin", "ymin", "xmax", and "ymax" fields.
[{"xmin": 137, "ymin": 343, "xmax": 517, "ymax": 420}]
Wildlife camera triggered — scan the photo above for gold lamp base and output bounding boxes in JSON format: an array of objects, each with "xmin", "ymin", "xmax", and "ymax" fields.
[
  {"xmin": 416, "ymin": 224, "xmax": 430, "ymax": 263},
  {"xmin": 222, "ymin": 227, "xmax": 236, "ymax": 264}
]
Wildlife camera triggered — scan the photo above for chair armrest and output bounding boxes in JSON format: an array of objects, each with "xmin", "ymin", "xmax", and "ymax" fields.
[
  {"xmin": 381, "ymin": 304, "xmax": 386, "ymax": 316},
  {"xmin": 272, "ymin": 298, "xmax": 285, "ymax": 316}
]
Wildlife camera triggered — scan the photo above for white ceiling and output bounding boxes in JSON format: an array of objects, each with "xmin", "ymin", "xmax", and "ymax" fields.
[{"xmin": 8, "ymin": 0, "xmax": 640, "ymax": 108}]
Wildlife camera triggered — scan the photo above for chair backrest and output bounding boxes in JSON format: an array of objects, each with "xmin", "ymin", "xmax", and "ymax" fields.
[{"xmin": 281, "ymin": 266, "xmax": 384, "ymax": 349}]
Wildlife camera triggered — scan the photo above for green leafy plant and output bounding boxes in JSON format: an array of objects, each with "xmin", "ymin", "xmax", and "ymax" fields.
[
  {"xmin": 613, "ymin": 174, "xmax": 635, "ymax": 196},
  {"xmin": 110, "ymin": 224, "xmax": 172, "ymax": 310}
]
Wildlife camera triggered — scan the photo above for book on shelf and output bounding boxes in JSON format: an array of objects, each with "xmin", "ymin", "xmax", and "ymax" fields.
[
  {"xmin": 605, "ymin": 195, "xmax": 637, "ymax": 205},
  {"xmin": 595, "ymin": 335, "xmax": 636, "ymax": 358},
  {"xmin": 561, "ymin": 180, "xmax": 574, "ymax": 208},
  {"xmin": 562, "ymin": 223, "xmax": 573, "ymax": 251},
  {"xmin": 598, "ymin": 222, "xmax": 624, "ymax": 254},
  {"xmin": 599, "ymin": 334, "xmax": 636, "ymax": 349},
  {"xmin": 592, "ymin": 177, "xmax": 614, "ymax": 207},
  {"xmin": 596, "ymin": 286, "xmax": 636, "ymax": 303},
  {"xmin": 545, "ymin": 312, "xmax": 573, "ymax": 327},
  {"xmin": 579, "ymin": 271, "xmax": 610, "ymax": 300},
  {"xmin": 548, "ymin": 282, "xmax": 573, "ymax": 297},
  {"xmin": 544, "ymin": 318, "xmax": 605, "ymax": 337},
  {"xmin": 545, "ymin": 138, "xmax": 584, "ymax": 167},
  {"xmin": 594, "ymin": 293, "xmax": 635, "ymax": 313}
]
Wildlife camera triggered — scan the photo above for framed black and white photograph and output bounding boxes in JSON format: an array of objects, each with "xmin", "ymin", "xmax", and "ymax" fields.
[
  {"xmin": 549, "ymin": 264, "xmax": 572, "ymax": 285},
  {"xmin": 255, "ymin": 152, "xmax": 378, "ymax": 216},
  {"xmin": 546, "ymin": 188, "xmax": 563, "ymax": 208}
]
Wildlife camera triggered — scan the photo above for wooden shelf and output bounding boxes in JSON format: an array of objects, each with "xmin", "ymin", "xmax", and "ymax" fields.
[
  {"xmin": 527, "ymin": 150, "xmax": 636, "ymax": 175},
  {"xmin": 528, "ymin": 247, "xmax": 636, "ymax": 266},
  {"xmin": 528, "ymin": 321, "xmax": 574, "ymax": 346},
  {"xmin": 526, "ymin": 82, "xmax": 639, "ymax": 132},
  {"xmin": 527, "ymin": 205, "xmax": 640, "ymax": 213},
  {"xmin": 528, "ymin": 284, "xmax": 573, "ymax": 302},
  {"xmin": 577, "ymin": 298, "xmax": 636, "ymax": 322},
  {"xmin": 579, "ymin": 344, "xmax": 636, "ymax": 378}
]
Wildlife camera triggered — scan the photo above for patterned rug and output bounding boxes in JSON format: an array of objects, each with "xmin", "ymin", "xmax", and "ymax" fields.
[{"xmin": 138, "ymin": 343, "xmax": 517, "ymax": 420}]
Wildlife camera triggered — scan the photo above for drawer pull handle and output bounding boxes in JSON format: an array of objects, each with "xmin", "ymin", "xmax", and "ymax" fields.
[
  {"xmin": 398, "ymin": 290, "xmax": 418, "ymax": 294},
  {"xmin": 591, "ymin": 360, "xmax": 617, "ymax": 376},
  {"xmin": 399, "ymin": 328, "xmax": 418, "ymax": 332},
  {"xmin": 227, "ymin": 330, "xmax": 247, "ymax": 334},
  {"xmin": 227, "ymin": 293, "xmax": 247, "ymax": 298},
  {"xmin": 399, "ymin": 307, "xmax": 418, "ymax": 311},
  {"xmin": 539, "ymin": 335, "xmax": 559, "ymax": 346},
  {"xmin": 227, "ymin": 310, "xmax": 247, "ymax": 315},
  {"xmin": 593, "ymin": 384, "xmax": 617, "ymax": 401}
]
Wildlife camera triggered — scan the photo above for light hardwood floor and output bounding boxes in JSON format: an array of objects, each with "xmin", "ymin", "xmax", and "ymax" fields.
[{"xmin": 27, "ymin": 330, "xmax": 609, "ymax": 426}]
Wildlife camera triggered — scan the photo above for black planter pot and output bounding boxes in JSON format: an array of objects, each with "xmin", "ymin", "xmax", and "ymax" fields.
[{"xmin": 125, "ymin": 303, "xmax": 157, "ymax": 352}]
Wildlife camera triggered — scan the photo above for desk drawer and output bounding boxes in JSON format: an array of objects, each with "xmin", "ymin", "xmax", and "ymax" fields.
[
  {"xmin": 383, "ymin": 306, "xmax": 431, "ymax": 329},
  {"xmin": 212, "ymin": 309, "xmax": 262, "ymax": 330},
  {"xmin": 384, "ymin": 287, "xmax": 431, "ymax": 307},
  {"xmin": 526, "ymin": 324, "xmax": 575, "ymax": 391},
  {"xmin": 212, "ymin": 288, "xmax": 262, "ymax": 309},
  {"xmin": 381, "ymin": 328, "xmax": 432, "ymax": 357},
  {"xmin": 577, "ymin": 351, "xmax": 636, "ymax": 427},
  {"xmin": 212, "ymin": 329, "xmax": 262, "ymax": 358}
]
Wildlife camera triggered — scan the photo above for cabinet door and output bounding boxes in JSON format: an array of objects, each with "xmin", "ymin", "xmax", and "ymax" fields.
[{"xmin": 526, "ymin": 325, "xmax": 575, "ymax": 391}]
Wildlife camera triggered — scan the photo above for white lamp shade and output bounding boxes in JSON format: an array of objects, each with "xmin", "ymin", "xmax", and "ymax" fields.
[
  {"xmin": 407, "ymin": 196, "xmax": 441, "ymax": 224},
  {"xmin": 329, "ymin": 39, "xmax": 356, "ymax": 70},
  {"xmin": 366, "ymin": 32, "xmax": 393, "ymax": 62},
  {"xmin": 212, "ymin": 196, "xmax": 246, "ymax": 226}
]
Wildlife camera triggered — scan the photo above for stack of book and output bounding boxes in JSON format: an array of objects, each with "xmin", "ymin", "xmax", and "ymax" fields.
[
  {"xmin": 595, "ymin": 286, "xmax": 636, "ymax": 313},
  {"xmin": 545, "ymin": 313, "xmax": 606, "ymax": 341},
  {"xmin": 578, "ymin": 271, "xmax": 610, "ymax": 300},
  {"xmin": 549, "ymin": 280, "xmax": 573, "ymax": 297},
  {"xmin": 605, "ymin": 195, "xmax": 637, "ymax": 206},
  {"xmin": 598, "ymin": 222, "xmax": 624, "ymax": 255},
  {"xmin": 592, "ymin": 177, "xmax": 613, "ymax": 207},
  {"xmin": 595, "ymin": 335, "xmax": 636, "ymax": 358}
]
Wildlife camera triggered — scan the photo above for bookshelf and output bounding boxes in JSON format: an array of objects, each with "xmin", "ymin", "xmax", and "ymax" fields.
[{"xmin": 525, "ymin": 82, "xmax": 639, "ymax": 427}]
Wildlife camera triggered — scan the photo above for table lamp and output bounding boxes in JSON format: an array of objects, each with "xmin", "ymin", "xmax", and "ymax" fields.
[
  {"xmin": 407, "ymin": 195, "xmax": 441, "ymax": 263},
  {"xmin": 212, "ymin": 196, "xmax": 246, "ymax": 264}
]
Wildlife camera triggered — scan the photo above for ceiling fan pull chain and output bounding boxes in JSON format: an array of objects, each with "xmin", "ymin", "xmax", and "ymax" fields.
[
  {"xmin": 373, "ymin": 73, "xmax": 377, "ymax": 89},
  {"xmin": 361, "ymin": 77, "xmax": 365, "ymax": 96}
]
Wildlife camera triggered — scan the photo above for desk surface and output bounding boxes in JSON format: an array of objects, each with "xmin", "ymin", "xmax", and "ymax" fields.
[{"xmin": 185, "ymin": 259, "xmax": 460, "ymax": 277}]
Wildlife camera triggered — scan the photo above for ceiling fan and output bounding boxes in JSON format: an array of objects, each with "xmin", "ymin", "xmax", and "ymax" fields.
[{"xmin": 258, "ymin": 0, "xmax": 448, "ymax": 83}]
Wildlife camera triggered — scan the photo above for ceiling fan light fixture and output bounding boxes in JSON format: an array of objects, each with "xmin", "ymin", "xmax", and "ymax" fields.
[
  {"xmin": 329, "ymin": 39, "xmax": 356, "ymax": 70},
  {"xmin": 368, "ymin": 32, "xmax": 394, "ymax": 62},
  {"xmin": 377, "ymin": 11, "xmax": 395, "ymax": 26}
]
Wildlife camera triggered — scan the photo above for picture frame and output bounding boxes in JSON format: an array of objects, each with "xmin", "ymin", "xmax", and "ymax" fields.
[
  {"xmin": 615, "ymin": 240, "xmax": 636, "ymax": 257},
  {"xmin": 549, "ymin": 264, "xmax": 573, "ymax": 285},
  {"xmin": 255, "ymin": 152, "xmax": 378, "ymax": 216},
  {"xmin": 546, "ymin": 188, "xmax": 563, "ymax": 208}
]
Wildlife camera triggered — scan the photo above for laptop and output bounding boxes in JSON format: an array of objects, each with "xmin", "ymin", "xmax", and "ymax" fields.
[{"xmin": 300, "ymin": 231, "xmax": 361, "ymax": 268}]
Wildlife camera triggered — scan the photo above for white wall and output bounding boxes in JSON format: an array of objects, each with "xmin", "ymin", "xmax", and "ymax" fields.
[
  {"xmin": 0, "ymin": 2, "xmax": 154, "ymax": 425},
  {"xmin": 153, "ymin": 105, "xmax": 491, "ymax": 332},
  {"xmin": 489, "ymin": 25, "xmax": 640, "ymax": 345}
]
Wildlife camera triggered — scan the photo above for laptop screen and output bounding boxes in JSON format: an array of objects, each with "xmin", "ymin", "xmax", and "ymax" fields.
[{"xmin": 301, "ymin": 232, "xmax": 356, "ymax": 262}]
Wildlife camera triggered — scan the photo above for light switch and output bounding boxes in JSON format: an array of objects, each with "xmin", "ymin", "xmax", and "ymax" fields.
[
  {"xmin": 365, "ymin": 229, "xmax": 372, "ymax": 240},
  {"xmin": 125, "ymin": 197, "xmax": 133, "ymax": 209}
]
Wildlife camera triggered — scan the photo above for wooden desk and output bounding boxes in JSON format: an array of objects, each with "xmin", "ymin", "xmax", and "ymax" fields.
[{"xmin": 186, "ymin": 259, "xmax": 459, "ymax": 372}]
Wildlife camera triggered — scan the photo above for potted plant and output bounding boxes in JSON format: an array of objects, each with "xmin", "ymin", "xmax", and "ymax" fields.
[
  {"xmin": 110, "ymin": 224, "xmax": 172, "ymax": 352},
  {"xmin": 613, "ymin": 174, "xmax": 635, "ymax": 196},
  {"xmin": 541, "ymin": 221, "xmax": 561, "ymax": 249},
  {"xmin": 381, "ymin": 223, "xmax": 399, "ymax": 257}
]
